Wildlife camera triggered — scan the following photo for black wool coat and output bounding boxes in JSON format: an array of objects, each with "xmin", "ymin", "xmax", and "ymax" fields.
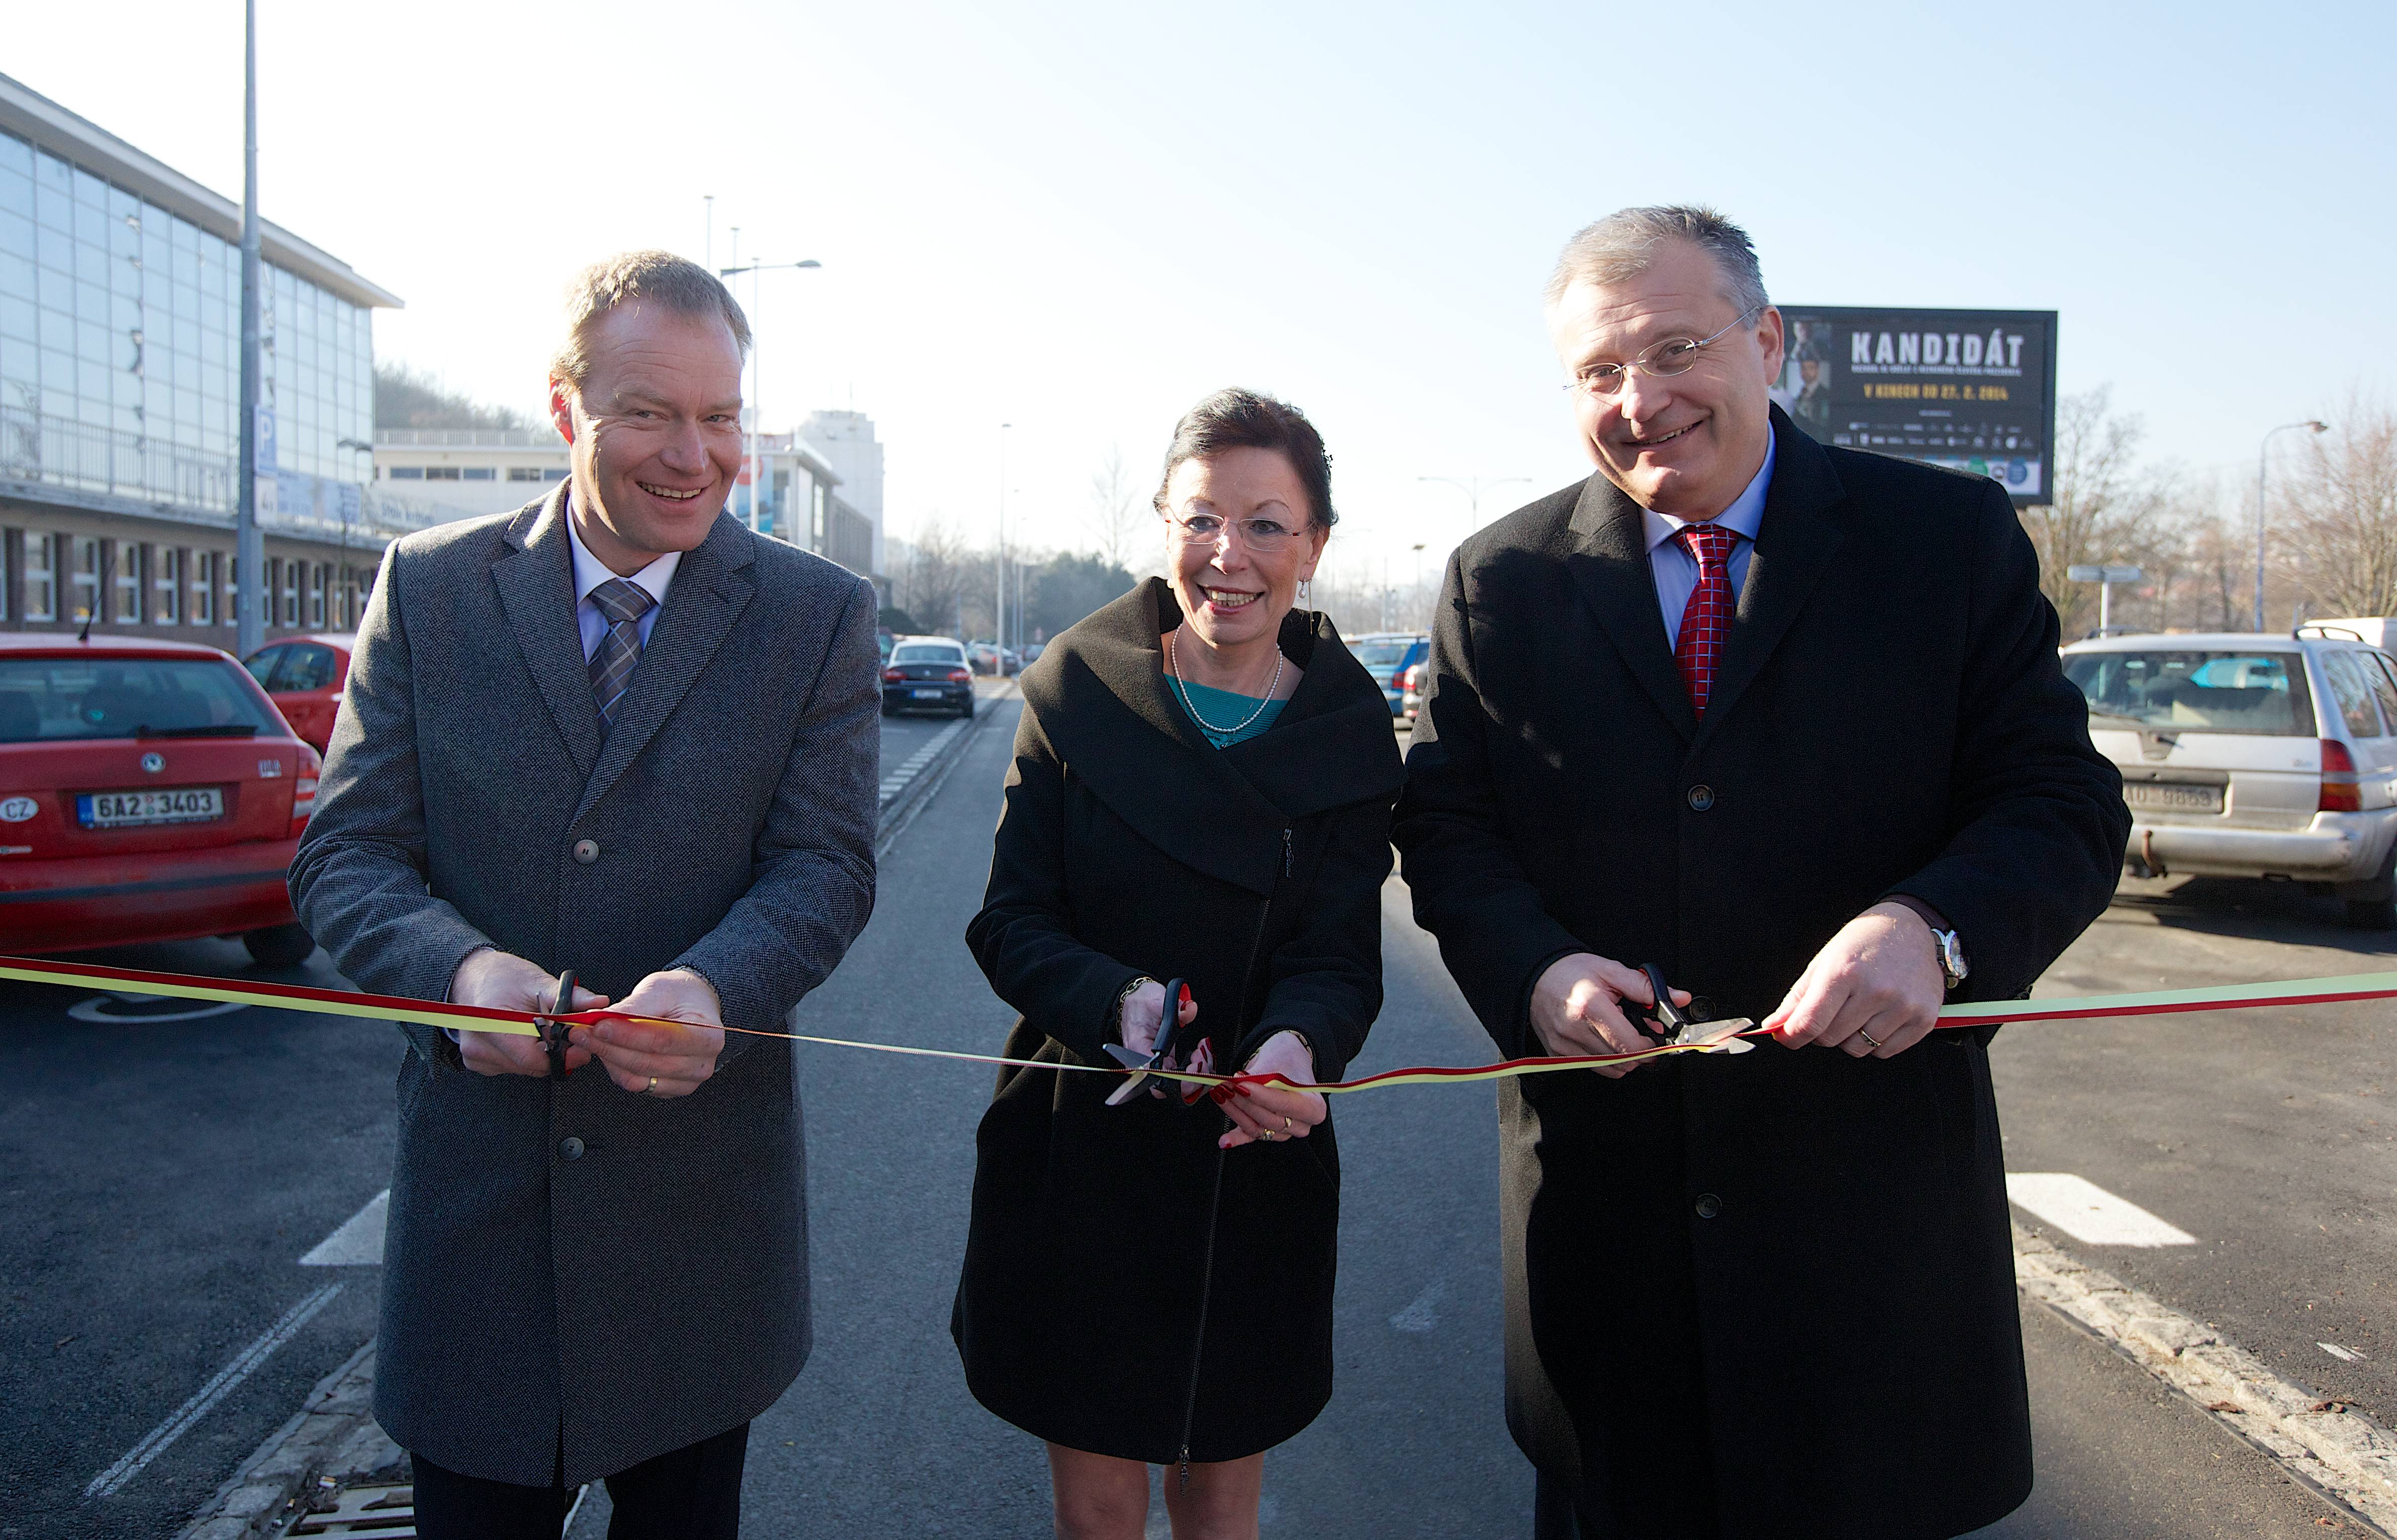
[
  {"xmin": 954, "ymin": 579, "xmax": 1404, "ymax": 1464},
  {"xmin": 1392, "ymin": 411, "xmax": 2130, "ymax": 1539}
]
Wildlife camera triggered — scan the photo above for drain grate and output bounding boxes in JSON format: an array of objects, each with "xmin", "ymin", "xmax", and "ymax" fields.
[{"xmin": 289, "ymin": 1484, "xmax": 415, "ymax": 1537}]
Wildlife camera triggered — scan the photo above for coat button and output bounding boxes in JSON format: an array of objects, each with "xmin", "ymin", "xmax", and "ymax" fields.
[
  {"xmin": 571, "ymin": 838, "xmax": 600, "ymax": 865},
  {"xmin": 1694, "ymin": 1193, "xmax": 1722, "ymax": 1219},
  {"xmin": 1686, "ymin": 784, "xmax": 1714, "ymax": 811},
  {"xmin": 558, "ymin": 1136, "xmax": 585, "ymax": 1161},
  {"xmin": 1686, "ymin": 997, "xmax": 1716, "ymax": 1024}
]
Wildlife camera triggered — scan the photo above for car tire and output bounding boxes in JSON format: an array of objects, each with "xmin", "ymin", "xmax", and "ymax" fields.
[
  {"xmin": 2346, "ymin": 897, "xmax": 2397, "ymax": 931},
  {"xmin": 243, "ymin": 922, "xmax": 316, "ymax": 968},
  {"xmin": 881, "ymin": 699, "xmax": 897, "ymax": 717}
]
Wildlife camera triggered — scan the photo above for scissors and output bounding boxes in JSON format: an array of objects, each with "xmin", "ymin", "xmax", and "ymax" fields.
[
  {"xmin": 1635, "ymin": 963, "xmax": 1756, "ymax": 1054},
  {"xmin": 533, "ymin": 969, "xmax": 576, "ymax": 1081},
  {"xmin": 1102, "ymin": 977, "xmax": 1191, "ymax": 1105}
]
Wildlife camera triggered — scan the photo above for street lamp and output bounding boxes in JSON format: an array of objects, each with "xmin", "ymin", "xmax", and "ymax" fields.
[
  {"xmin": 1420, "ymin": 475, "xmax": 1532, "ymax": 527},
  {"xmin": 336, "ymin": 437, "xmax": 372, "ymax": 626},
  {"xmin": 2254, "ymin": 419, "xmax": 2329, "ymax": 631},
  {"xmin": 718, "ymin": 259, "xmax": 823, "ymax": 537},
  {"xmin": 996, "ymin": 423, "xmax": 1011, "ymax": 676}
]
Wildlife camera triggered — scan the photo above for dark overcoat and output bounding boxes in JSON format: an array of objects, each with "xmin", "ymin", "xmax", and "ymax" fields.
[
  {"xmin": 1392, "ymin": 410, "xmax": 2130, "ymax": 1539},
  {"xmin": 954, "ymin": 579, "xmax": 1404, "ymax": 1464},
  {"xmin": 289, "ymin": 491, "xmax": 880, "ymax": 1487}
]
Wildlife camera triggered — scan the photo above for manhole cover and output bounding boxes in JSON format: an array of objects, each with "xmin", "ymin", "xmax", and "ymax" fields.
[
  {"xmin": 290, "ymin": 1483, "xmax": 415, "ymax": 1536},
  {"xmin": 68, "ymin": 992, "xmax": 248, "ymax": 1024}
]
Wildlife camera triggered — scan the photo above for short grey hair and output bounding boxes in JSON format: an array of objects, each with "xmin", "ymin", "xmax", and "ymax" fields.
[
  {"xmin": 549, "ymin": 250, "xmax": 752, "ymax": 389},
  {"xmin": 1544, "ymin": 205, "xmax": 1769, "ymax": 320}
]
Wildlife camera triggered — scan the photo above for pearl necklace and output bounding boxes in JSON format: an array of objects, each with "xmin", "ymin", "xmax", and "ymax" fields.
[{"xmin": 1168, "ymin": 626, "xmax": 1284, "ymax": 737}]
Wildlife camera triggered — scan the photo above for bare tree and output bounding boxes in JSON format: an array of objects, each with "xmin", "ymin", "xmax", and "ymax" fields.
[
  {"xmin": 2019, "ymin": 387, "xmax": 2173, "ymax": 638},
  {"xmin": 2277, "ymin": 394, "xmax": 2397, "ymax": 621},
  {"xmin": 1086, "ymin": 445, "xmax": 1149, "ymax": 574},
  {"xmin": 897, "ymin": 514, "xmax": 972, "ymax": 640}
]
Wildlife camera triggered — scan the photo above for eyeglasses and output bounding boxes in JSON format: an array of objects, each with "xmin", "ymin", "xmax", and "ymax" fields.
[
  {"xmin": 1162, "ymin": 510, "xmax": 1313, "ymax": 555},
  {"xmin": 1562, "ymin": 306, "xmax": 1763, "ymax": 398}
]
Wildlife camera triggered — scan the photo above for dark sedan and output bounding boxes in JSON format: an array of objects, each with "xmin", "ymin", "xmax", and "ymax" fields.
[{"xmin": 881, "ymin": 637, "xmax": 975, "ymax": 718}]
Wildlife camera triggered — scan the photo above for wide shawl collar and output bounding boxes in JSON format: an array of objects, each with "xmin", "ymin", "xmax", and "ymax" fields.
[{"xmin": 1021, "ymin": 578, "xmax": 1405, "ymax": 898}]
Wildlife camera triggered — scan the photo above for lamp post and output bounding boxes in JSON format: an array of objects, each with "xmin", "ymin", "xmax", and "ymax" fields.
[
  {"xmin": 1419, "ymin": 474, "xmax": 1532, "ymax": 527},
  {"xmin": 2254, "ymin": 419, "xmax": 2330, "ymax": 631},
  {"xmin": 336, "ymin": 437, "xmax": 372, "ymax": 627},
  {"xmin": 717, "ymin": 259, "xmax": 822, "ymax": 537},
  {"xmin": 996, "ymin": 423, "xmax": 1011, "ymax": 676},
  {"xmin": 235, "ymin": 0, "xmax": 264, "ymax": 657},
  {"xmin": 1411, "ymin": 541, "xmax": 1427, "ymax": 627}
]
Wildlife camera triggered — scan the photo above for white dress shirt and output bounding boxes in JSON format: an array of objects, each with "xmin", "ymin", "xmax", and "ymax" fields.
[
  {"xmin": 1641, "ymin": 435, "xmax": 1776, "ymax": 646},
  {"xmin": 566, "ymin": 502, "xmax": 680, "ymax": 661}
]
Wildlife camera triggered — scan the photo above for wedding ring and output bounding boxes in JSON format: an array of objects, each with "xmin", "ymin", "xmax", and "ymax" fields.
[
  {"xmin": 1283, "ymin": 1116, "xmax": 1293, "ymax": 1133},
  {"xmin": 1258, "ymin": 1127, "xmax": 1276, "ymax": 1141},
  {"xmin": 646, "ymin": 1076, "xmax": 658, "ymax": 1094},
  {"xmin": 1856, "ymin": 1029, "xmax": 1881, "ymax": 1051}
]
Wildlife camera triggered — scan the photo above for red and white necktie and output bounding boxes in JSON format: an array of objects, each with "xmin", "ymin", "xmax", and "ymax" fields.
[{"xmin": 1672, "ymin": 523, "xmax": 1739, "ymax": 716}]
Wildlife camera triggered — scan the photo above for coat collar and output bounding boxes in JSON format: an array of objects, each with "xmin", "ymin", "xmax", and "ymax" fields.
[
  {"xmin": 1023, "ymin": 578, "xmax": 1403, "ymax": 896},
  {"xmin": 1563, "ymin": 406, "xmax": 1848, "ymax": 745},
  {"xmin": 492, "ymin": 484, "xmax": 758, "ymax": 810}
]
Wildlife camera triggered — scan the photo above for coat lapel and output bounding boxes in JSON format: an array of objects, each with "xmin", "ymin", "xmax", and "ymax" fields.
[
  {"xmin": 575, "ymin": 512, "xmax": 755, "ymax": 821},
  {"xmin": 492, "ymin": 488, "xmax": 602, "ymax": 780},
  {"xmin": 1694, "ymin": 410, "xmax": 1849, "ymax": 741},
  {"xmin": 1565, "ymin": 474, "xmax": 1699, "ymax": 742}
]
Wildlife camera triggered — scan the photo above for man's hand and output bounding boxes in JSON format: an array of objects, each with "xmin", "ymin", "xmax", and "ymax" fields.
[
  {"xmin": 449, "ymin": 947, "xmax": 607, "ymax": 1078},
  {"xmin": 1529, "ymin": 954, "xmax": 1689, "ymax": 1079},
  {"xmin": 569, "ymin": 968, "xmax": 726, "ymax": 1099},
  {"xmin": 1762, "ymin": 902, "xmax": 1946, "ymax": 1058}
]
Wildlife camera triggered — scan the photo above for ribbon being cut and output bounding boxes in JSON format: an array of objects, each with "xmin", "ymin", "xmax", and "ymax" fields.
[{"xmin": 8, "ymin": 953, "xmax": 2397, "ymax": 1094}]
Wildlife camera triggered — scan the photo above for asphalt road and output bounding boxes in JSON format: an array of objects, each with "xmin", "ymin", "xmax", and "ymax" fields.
[{"xmin": 0, "ymin": 713, "xmax": 960, "ymax": 1540}]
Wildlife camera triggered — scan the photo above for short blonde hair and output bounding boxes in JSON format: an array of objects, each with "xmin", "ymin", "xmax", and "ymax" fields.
[
  {"xmin": 1545, "ymin": 205, "xmax": 1769, "ymax": 318},
  {"xmin": 549, "ymin": 250, "xmax": 751, "ymax": 389}
]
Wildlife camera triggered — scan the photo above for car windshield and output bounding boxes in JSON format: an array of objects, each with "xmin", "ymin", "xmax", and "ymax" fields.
[
  {"xmin": 893, "ymin": 645, "xmax": 962, "ymax": 664},
  {"xmin": 0, "ymin": 657, "xmax": 282, "ymax": 743},
  {"xmin": 1353, "ymin": 640, "xmax": 1415, "ymax": 670},
  {"xmin": 2064, "ymin": 650, "xmax": 2314, "ymax": 737}
]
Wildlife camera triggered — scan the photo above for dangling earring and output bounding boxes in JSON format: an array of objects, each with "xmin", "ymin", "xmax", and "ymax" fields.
[{"xmin": 1299, "ymin": 577, "xmax": 1313, "ymax": 607}]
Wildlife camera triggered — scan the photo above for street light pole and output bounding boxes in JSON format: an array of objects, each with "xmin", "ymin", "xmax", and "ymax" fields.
[
  {"xmin": 997, "ymin": 423, "xmax": 1010, "ymax": 676},
  {"xmin": 717, "ymin": 258, "xmax": 822, "ymax": 538},
  {"xmin": 235, "ymin": 0, "xmax": 264, "ymax": 656},
  {"xmin": 1420, "ymin": 474, "xmax": 1532, "ymax": 527},
  {"xmin": 2255, "ymin": 419, "xmax": 2330, "ymax": 631}
]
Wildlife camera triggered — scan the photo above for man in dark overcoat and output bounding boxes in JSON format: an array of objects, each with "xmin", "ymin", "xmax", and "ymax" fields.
[
  {"xmin": 1391, "ymin": 206, "xmax": 2129, "ymax": 1539},
  {"xmin": 290, "ymin": 252, "xmax": 878, "ymax": 1537}
]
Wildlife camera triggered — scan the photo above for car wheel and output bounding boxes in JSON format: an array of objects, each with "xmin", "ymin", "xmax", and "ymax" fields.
[
  {"xmin": 243, "ymin": 922, "xmax": 316, "ymax": 968},
  {"xmin": 2346, "ymin": 897, "xmax": 2397, "ymax": 931},
  {"xmin": 881, "ymin": 699, "xmax": 897, "ymax": 717}
]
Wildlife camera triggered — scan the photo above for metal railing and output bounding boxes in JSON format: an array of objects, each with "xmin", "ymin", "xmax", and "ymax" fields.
[
  {"xmin": 375, "ymin": 427, "xmax": 563, "ymax": 448},
  {"xmin": 0, "ymin": 404, "xmax": 239, "ymax": 515}
]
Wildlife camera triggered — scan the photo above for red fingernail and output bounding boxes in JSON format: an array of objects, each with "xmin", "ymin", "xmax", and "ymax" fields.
[
  {"xmin": 1233, "ymin": 1083, "xmax": 1252, "ymax": 1098},
  {"xmin": 1209, "ymin": 1086, "xmax": 1231, "ymax": 1105},
  {"xmin": 1179, "ymin": 984, "xmax": 1192, "ymax": 1006}
]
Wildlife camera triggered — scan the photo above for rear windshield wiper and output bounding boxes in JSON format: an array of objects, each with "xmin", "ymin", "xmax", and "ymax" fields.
[{"xmin": 133, "ymin": 723, "xmax": 260, "ymax": 738}]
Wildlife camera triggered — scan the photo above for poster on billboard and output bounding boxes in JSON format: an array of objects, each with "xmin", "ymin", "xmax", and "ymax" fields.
[{"xmin": 1768, "ymin": 306, "xmax": 2057, "ymax": 506}]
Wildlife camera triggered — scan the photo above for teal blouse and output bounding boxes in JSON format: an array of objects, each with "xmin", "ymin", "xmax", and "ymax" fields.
[{"xmin": 1170, "ymin": 675, "xmax": 1288, "ymax": 749}]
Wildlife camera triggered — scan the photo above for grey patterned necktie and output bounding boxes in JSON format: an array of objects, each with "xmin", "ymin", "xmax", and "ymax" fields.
[{"xmin": 587, "ymin": 577, "xmax": 655, "ymax": 731}]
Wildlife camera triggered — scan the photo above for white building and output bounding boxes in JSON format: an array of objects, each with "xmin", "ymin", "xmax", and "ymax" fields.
[{"xmin": 799, "ymin": 410, "xmax": 884, "ymax": 575}]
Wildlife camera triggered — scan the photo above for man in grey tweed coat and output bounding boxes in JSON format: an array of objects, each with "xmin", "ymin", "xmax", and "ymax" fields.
[{"xmin": 291, "ymin": 251, "xmax": 877, "ymax": 1538}]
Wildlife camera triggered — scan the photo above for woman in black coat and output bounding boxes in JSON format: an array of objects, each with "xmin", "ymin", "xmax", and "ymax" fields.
[{"xmin": 955, "ymin": 389, "xmax": 1404, "ymax": 1540}]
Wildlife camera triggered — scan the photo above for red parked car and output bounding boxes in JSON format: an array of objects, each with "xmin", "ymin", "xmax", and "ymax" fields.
[
  {"xmin": 0, "ymin": 633, "xmax": 319, "ymax": 964},
  {"xmin": 243, "ymin": 633, "xmax": 353, "ymax": 754}
]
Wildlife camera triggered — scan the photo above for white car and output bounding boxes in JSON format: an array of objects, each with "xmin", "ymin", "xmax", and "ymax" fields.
[{"xmin": 2063, "ymin": 627, "xmax": 2397, "ymax": 928}]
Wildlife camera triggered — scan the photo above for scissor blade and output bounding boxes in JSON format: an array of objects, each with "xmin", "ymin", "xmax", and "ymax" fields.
[
  {"xmin": 1105, "ymin": 1043, "xmax": 1169, "ymax": 1105},
  {"xmin": 1670, "ymin": 1016, "xmax": 1756, "ymax": 1052}
]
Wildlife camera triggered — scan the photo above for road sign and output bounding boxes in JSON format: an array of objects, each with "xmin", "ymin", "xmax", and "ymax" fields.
[{"xmin": 2067, "ymin": 565, "xmax": 2143, "ymax": 583}]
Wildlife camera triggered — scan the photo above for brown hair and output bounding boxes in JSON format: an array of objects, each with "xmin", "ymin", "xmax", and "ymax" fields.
[
  {"xmin": 549, "ymin": 250, "xmax": 751, "ymax": 388},
  {"xmin": 1152, "ymin": 388, "xmax": 1336, "ymax": 529}
]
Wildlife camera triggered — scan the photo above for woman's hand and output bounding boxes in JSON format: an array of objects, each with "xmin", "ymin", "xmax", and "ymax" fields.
[
  {"xmin": 1120, "ymin": 980, "xmax": 1198, "ymax": 1100},
  {"xmin": 1218, "ymin": 1030, "xmax": 1326, "ymax": 1149}
]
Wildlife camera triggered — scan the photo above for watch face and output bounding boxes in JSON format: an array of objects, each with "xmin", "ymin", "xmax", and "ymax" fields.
[{"xmin": 1938, "ymin": 931, "xmax": 1969, "ymax": 982}]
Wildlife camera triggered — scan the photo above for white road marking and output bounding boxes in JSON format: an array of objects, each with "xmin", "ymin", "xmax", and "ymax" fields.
[
  {"xmin": 2321, "ymin": 1341, "xmax": 2368, "ymax": 1363},
  {"xmin": 299, "ymin": 1191, "xmax": 388, "ymax": 1267},
  {"xmin": 84, "ymin": 1283, "xmax": 345, "ymax": 1498},
  {"xmin": 2006, "ymin": 1172, "xmax": 2196, "ymax": 1247},
  {"xmin": 68, "ymin": 993, "xmax": 249, "ymax": 1024},
  {"xmin": 1390, "ymin": 1280, "xmax": 1442, "ymax": 1333}
]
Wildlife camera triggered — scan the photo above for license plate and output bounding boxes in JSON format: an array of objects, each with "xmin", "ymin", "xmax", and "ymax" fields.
[
  {"xmin": 2123, "ymin": 782, "xmax": 2223, "ymax": 814},
  {"xmin": 912, "ymin": 688, "xmax": 942, "ymax": 699},
  {"xmin": 76, "ymin": 786, "xmax": 224, "ymax": 828}
]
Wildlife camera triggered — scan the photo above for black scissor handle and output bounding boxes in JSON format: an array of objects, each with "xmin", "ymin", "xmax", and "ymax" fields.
[
  {"xmin": 539, "ymin": 968, "xmax": 575, "ymax": 1080},
  {"xmin": 1637, "ymin": 962, "xmax": 1687, "ymax": 1041}
]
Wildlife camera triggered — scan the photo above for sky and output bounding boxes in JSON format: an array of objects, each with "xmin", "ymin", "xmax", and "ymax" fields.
[{"xmin": 10, "ymin": 0, "xmax": 2393, "ymax": 592}]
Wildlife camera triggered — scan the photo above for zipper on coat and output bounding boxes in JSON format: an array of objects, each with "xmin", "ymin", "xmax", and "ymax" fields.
[
  {"xmin": 1282, "ymin": 826, "xmax": 1293, "ymax": 878},
  {"xmin": 1176, "ymin": 868, "xmax": 1283, "ymax": 1487}
]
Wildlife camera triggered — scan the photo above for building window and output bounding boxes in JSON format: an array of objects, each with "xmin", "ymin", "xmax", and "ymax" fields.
[
  {"xmin": 224, "ymin": 555, "xmax": 241, "ymax": 626},
  {"xmin": 24, "ymin": 535, "xmax": 56, "ymax": 623},
  {"xmin": 71, "ymin": 536, "xmax": 100, "ymax": 622},
  {"xmin": 462, "ymin": 467, "xmax": 495, "ymax": 481},
  {"xmin": 544, "ymin": 469, "xmax": 566, "ymax": 481},
  {"xmin": 387, "ymin": 466, "xmax": 425, "ymax": 480},
  {"xmin": 309, "ymin": 563, "xmax": 326, "ymax": 626},
  {"xmin": 279, "ymin": 558, "xmax": 299, "ymax": 626},
  {"xmin": 194, "ymin": 550, "xmax": 215, "ymax": 625},
  {"xmin": 157, "ymin": 546, "xmax": 182, "ymax": 623},
  {"xmin": 424, "ymin": 466, "xmax": 461, "ymax": 481},
  {"xmin": 507, "ymin": 466, "xmax": 546, "ymax": 482},
  {"xmin": 113, "ymin": 542, "xmax": 144, "ymax": 623}
]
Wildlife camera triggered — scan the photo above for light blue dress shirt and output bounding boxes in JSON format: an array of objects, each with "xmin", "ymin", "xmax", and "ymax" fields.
[
  {"xmin": 1641, "ymin": 435, "xmax": 1775, "ymax": 646},
  {"xmin": 565, "ymin": 501, "xmax": 680, "ymax": 661}
]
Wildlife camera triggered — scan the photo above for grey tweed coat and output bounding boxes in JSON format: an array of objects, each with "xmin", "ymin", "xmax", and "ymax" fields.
[{"xmin": 289, "ymin": 488, "xmax": 879, "ymax": 1486}]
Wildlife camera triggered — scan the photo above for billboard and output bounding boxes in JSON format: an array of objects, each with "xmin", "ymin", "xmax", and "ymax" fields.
[{"xmin": 1769, "ymin": 306, "xmax": 2057, "ymax": 506}]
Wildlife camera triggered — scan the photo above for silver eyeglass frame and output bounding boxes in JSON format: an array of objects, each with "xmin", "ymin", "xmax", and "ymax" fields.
[{"xmin": 1562, "ymin": 305, "xmax": 1766, "ymax": 397}]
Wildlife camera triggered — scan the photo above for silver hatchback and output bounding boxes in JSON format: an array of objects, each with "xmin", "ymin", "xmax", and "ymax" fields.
[{"xmin": 2062, "ymin": 629, "xmax": 2397, "ymax": 929}]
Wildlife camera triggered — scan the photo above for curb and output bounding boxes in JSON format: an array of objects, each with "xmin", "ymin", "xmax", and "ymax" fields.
[
  {"xmin": 2014, "ymin": 1221, "xmax": 2397, "ymax": 1535},
  {"xmin": 173, "ymin": 691, "xmax": 1017, "ymax": 1537}
]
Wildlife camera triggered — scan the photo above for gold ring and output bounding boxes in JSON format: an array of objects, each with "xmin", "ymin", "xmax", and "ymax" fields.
[
  {"xmin": 646, "ymin": 1075, "xmax": 658, "ymax": 1094},
  {"xmin": 1283, "ymin": 1116, "xmax": 1293, "ymax": 1133},
  {"xmin": 1258, "ymin": 1128, "xmax": 1275, "ymax": 1141},
  {"xmin": 1856, "ymin": 1029, "xmax": 1881, "ymax": 1051}
]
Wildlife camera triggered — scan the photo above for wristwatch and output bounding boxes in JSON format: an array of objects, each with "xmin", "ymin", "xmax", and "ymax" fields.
[{"xmin": 1886, "ymin": 895, "xmax": 1969, "ymax": 991}]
